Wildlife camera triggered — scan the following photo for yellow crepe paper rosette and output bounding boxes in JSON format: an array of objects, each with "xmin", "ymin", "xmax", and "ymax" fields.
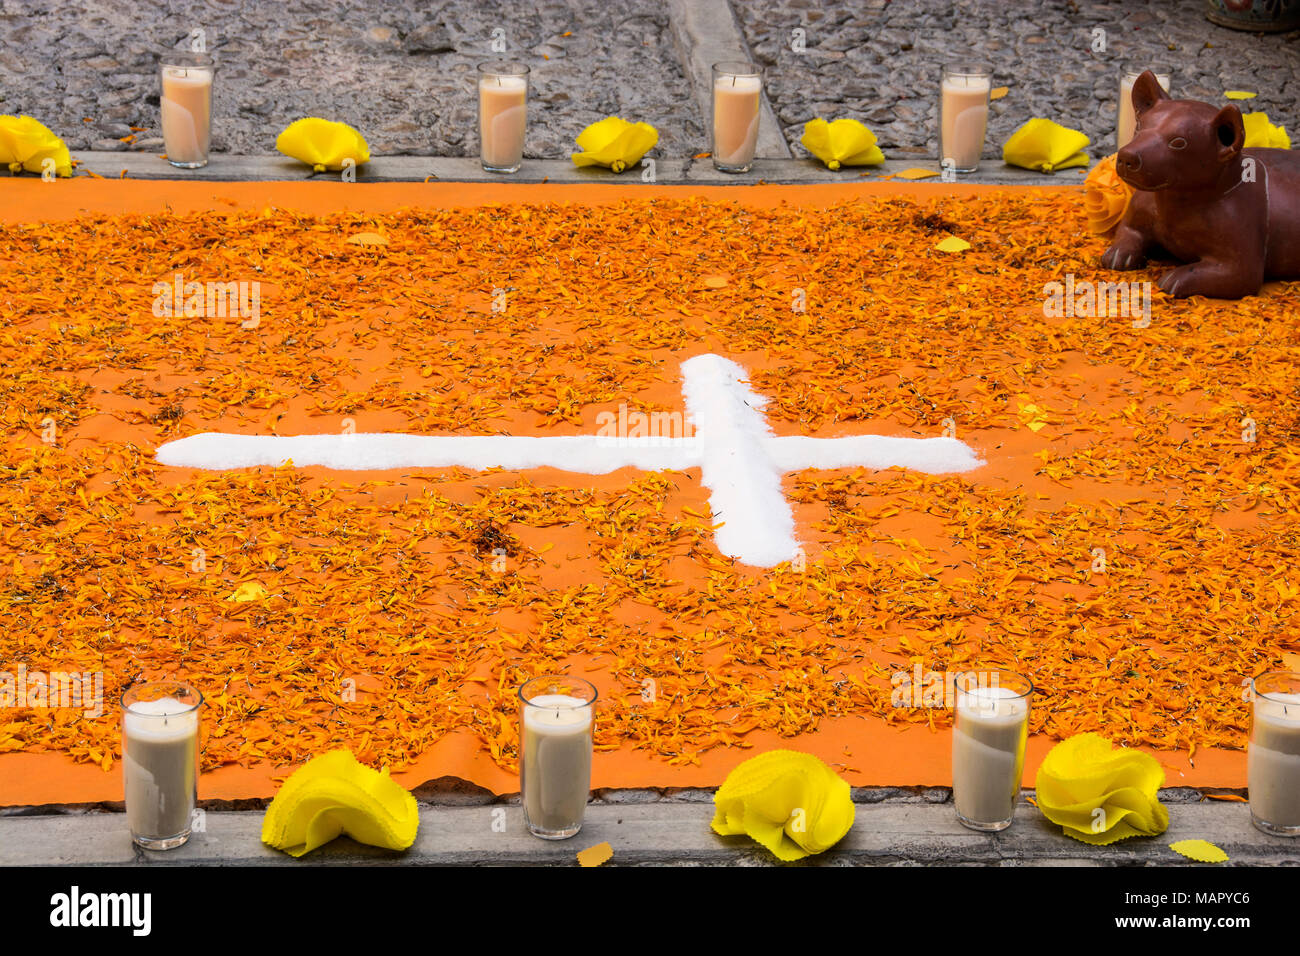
[
  {"xmin": 1002, "ymin": 118, "xmax": 1091, "ymax": 172},
  {"xmin": 1035, "ymin": 733, "xmax": 1168, "ymax": 845},
  {"xmin": 800, "ymin": 117, "xmax": 884, "ymax": 170},
  {"xmin": 0, "ymin": 115, "xmax": 72, "ymax": 177},
  {"xmin": 1083, "ymin": 153, "xmax": 1134, "ymax": 235},
  {"xmin": 275, "ymin": 118, "xmax": 371, "ymax": 173},
  {"xmin": 711, "ymin": 750, "xmax": 854, "ymax": 861},
  {"xmin": 570, "ymin": 117, "xmax": 658, "ymax": 173},
  {"xmin": 1242, "ymin": 112, "xmax": 1290, "ymax": 150},
  {"xmin": 262, "ymin": 749, "xmax": 418, "ymax": 857}
]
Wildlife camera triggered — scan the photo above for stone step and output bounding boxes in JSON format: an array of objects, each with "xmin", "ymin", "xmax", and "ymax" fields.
[
  {"xmin": 2, "ymin": 796, "xmax": 1292, "ymax": 866},
  {"xmin": 36, "ymin": 152, "xmax": 1088, "ymax": 185}
]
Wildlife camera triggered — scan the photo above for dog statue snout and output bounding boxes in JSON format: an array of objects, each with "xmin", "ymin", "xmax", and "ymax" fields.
[{"xmin": 1116, "ymin": 149, "xmax": 1142, "ymax": 174}]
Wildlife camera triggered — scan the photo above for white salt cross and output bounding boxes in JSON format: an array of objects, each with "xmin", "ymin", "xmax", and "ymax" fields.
[{"xmin": 155, "ymin": 354, "xmax": 983, "ymax": 567}]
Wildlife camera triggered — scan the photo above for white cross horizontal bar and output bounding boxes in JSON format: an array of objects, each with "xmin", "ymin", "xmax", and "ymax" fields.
[{"xmin": 155, "ymin": 354, "xmax": 983, "ymax": 567}]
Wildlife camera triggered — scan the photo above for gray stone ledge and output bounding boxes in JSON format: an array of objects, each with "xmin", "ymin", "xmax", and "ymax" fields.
[
  {"xmin": 7, "ymin": 152, "xmax": 1090, "ymax": 186},
  {"xmin": 1, "ymin": 792, "xmax": 1292, "ymax": 866}
]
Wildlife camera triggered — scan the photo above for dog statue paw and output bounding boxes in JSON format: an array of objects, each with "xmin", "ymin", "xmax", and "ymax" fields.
[{"xmin": 1104, "ymin": 70, "xmax": 1300, "ymax": 299}]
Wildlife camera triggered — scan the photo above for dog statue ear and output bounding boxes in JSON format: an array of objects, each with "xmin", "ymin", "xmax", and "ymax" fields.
[
  {"xmin": 1130, "ymin": 70, "xmax": 1170, "ymax": 116},
  {"xmin": 1211, "ymin": 104, "xmax": 1245, "ymax": 162}
]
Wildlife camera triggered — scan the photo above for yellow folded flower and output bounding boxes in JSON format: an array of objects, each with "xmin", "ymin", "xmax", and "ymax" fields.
[
  {"xmin": 1035, "ymin": 733, "xmax": 1168, "ymax": 845},
  {"xmin": 1002, "ymin": 118, "xmax": 1091, "ymax": 172},
  {"xmin": 571, "ymin": 116, "xmax": 658, "ymax": 173},
  {"xmin": 0, "ymin": 115, "xmax": 72, "ymax": 177},
  {"xmin": 1083, "ymin": 153, "xmax": 1134, "ymax": 235},
  {"xmin": 800, "ymin": 117, "xmax": 884, "ymax": 170},
  {"xmin": 711, "ymin": 750, "xmax": 854, "ymax": 861},
  {"xmin": 262, "ymin": 749, "xmax": 418, "ymax": 857},
  {"xmin": 1242, "ymin": 112, "xmax": 1290, "ymax": 149},
  {"xmin": 275, "ymin": 118, "xmax": 371, "ymax": 172}
]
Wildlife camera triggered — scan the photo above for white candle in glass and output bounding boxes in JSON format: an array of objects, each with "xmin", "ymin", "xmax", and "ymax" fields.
[
  {"xmin": 1248, "ymin": 684, "xmax": 1300, "ymax": 835},
  {"xmin": 712, "ymin": 63, "xmax": 762, "ymax": 172},
  {"xmin": 940, "ymin": 67, "xmax": 991, "ymax": 173},
  {"xmin": 521, "ymin": 692, "xmax": 593, "ymax": 839},
  {"xmin": 123, "ymin": 693, "xmax": 200, "ymax": 849},
  {"xmin": 952, "ymin": 680, "xmax": 1030, "ymax": 830},
  {"xmin": 160, "ymin": 57, "xmax": 214, "ymax": 168},
  {"xmin": 478, "ymin": 66, "xmax": 528, "ymax": 173}
]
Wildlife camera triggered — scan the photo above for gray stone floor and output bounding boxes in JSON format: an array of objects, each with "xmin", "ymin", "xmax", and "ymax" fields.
[
  {"xmin": 2, "ymin": 0, "xmax": 1294, "ymax": 162},
  {"xmin": 736, "ymin": 0, "xmax": 1300, "ymax": 159},
  {"xmin": 4, "ymin": 788, "xmax": 1295, "ymax": 866},
  {"xmin": 0, "ymin": 0, "xmax": 703, "ymax": 158}
]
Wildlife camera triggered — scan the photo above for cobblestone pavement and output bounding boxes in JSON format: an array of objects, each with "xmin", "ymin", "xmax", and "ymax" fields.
[
  {"xmin": 0, "ymin": 2, "xmax": 1296, "ymax": 166},
  {"xmin": 0, "ymin": 0, "xmax": 702, "ymax": 158},
  {"xmin": 735, "ymin": 0, "xmax": 1300, "ymax": 160}
]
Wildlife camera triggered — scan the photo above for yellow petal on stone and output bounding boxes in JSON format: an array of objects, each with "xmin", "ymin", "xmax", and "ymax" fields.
[
  {"xmin": 1170, "ymin": 839, "xmax": 1229, "ymax": 863},
  {"xmin": 1003, "ymin": 117, "xmax": 1091, "ymax": 172},
  {"xmin": 895, "ymin": 167, "xmax": 940, "ymax": 180},
  {"xmin": 1224, "ymin": 90, "xmax": 1257, "ymax": 100},
  {"xmin": 1242, "ymin": 111, "xmax": 1291, "ymax": 149},
  {"xmin": 262, "ymin": 749, "xmax": 418, "ymax": 857},
  {"xmin": 800, "ymin": 117, "xmax": 885, "ymax": 168},
  {"xmin": 1035, "ymin": 733, "xmax": 1169, "ymax": 845},
  {"xmin": 0, "ymin": 115, "xmax": 73, "ymax": 176},
  {"xmin": 571, "ymin": 116, "xmax": 658, "ymax": 172},
  {"xmin": 346, "ymin": 232, "xmax": 389, "ymax": 246},
  {"xmin": 990, "ymin": 86, "xmax": 1010, "ymax": 100},
  {"xmin": 228, "ymin": 581, "xmax": 269, "ymax": 602},
  {"xmin": 711, "ymin": 750, "xmax": 855, "ymax": 862},
  {"xmin": 933, "ymin": 235, "xmax": 971, "ymax": 253},
  {"xmin": 275, "ymin": 118, "xmax": 371, "ymax": 171},
  {"xmin": 576, "ymin": 841, "xmax": 613, "ymax": 867}
]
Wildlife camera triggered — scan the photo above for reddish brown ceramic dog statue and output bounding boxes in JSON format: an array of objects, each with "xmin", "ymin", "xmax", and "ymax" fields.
[{"xmin": 1102, "ymin": 70, "xmax": 1300, "ymax": 299}]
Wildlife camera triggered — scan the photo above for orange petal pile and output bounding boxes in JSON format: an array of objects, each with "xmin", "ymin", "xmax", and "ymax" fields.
[{"xmin": 0, "ymin": 191, "xmax": 1295, "ymax": 784}]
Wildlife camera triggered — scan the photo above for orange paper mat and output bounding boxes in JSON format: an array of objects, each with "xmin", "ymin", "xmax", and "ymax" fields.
[{"xmin": 2, "ymin": 177, "xmax": 1292, "ymax": 806}]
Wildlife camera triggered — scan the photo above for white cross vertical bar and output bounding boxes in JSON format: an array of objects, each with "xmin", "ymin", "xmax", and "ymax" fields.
[{"xmin": 680, "ymin": 353, "xmax": 799, "ymax": 567}]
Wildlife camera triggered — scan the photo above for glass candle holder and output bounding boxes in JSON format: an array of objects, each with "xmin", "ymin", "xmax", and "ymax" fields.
[
  {"xmin": 952, "ymin": 670, "xmax": 1032, "ymax": 831},
  {"xmin": 478, "ymin": 62, "xmax": 529, "ymax": 173},
  {"xmin": 159, "ymin": 52, "xmax": 214, "ymax": 168},
  {"xmin": 519, "ymin": 675, "xmax": 596, "ymax": 839},
  {"xmin": 711, "ymin": 61, "xmax": 762, "ymax": 173},
  {"xmin": 1117, "ymin": 66, "xmax": 1171, "ymax": 149},
  {"xmin": 939, "ymin": 63, "xmax": 991, "ymax": 174},
  {"xmin": 1248, "ymin": 671, "xmax": 1300, "ymax": 837},
  {"xmin": 122, "ymin": 681, "xmax": 203, "ymax": 850}
]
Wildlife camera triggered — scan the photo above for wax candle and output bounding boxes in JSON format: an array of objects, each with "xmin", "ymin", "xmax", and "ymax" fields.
[
  {"xmin": 122, "ymin": 684, "xmax": 202, "ymax": 850},
  {"xmin": 159, "ymin": 55, "xmax": 214, "ymax": 168},
  {"xmin": 712, "ymin": 62, "xmax": 762, "ymax": 172},
  {"xmin": 1117, "ymin": 69, "xmax": 1171, "ymax": 149},
  {"xmin": 1248, "ymin": 673, "xmax": 1300, "ymax": 836},
  {"xmin": 519, "ymin": 677, "xmax": 596, "ymax": 839},
  {"xmin": 951, "ymin": 674, "xmax": 1032, "ymax": 831},
  {"xmin": 939, "ymin": 66, "xmax": 991, "ymax": 173},
  {"xmin": 478, "ymin": 64, "xmax": 528, "ymax": 173}
]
